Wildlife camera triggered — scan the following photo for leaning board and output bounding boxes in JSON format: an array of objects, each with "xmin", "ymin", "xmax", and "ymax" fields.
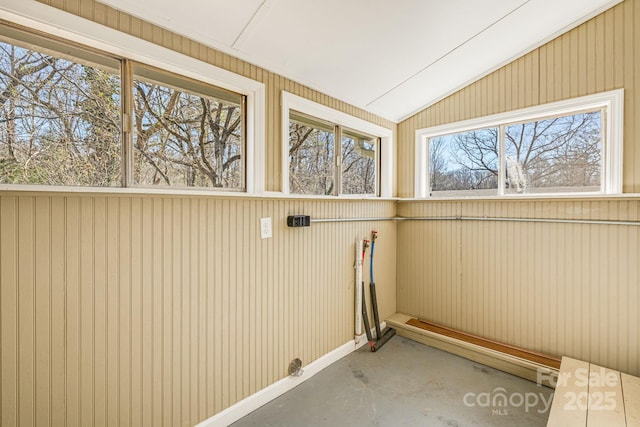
[{"xmin": 547, "ymin": 356, "xmax": 638, "ymax": 427}]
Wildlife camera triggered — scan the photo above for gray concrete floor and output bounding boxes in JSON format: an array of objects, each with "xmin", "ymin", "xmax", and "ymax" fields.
[{"xmin": 233, "ymin": 335, "xmax": 553, "ymax": 427}]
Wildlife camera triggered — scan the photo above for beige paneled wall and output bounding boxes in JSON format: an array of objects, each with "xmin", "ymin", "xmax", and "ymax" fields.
[
  {"xmin": 397, "ymin": 198, "xmax": 640, "ymax": 375},
  {"xmin": 4, "ymin": 4, "xmax": 638, "ymax": 427},
  {"xmin": 35, "ymin": 0, "xmax": 396, "ymax": 192},
  {"xmin": 398, "ymin": 0, "xmax": 639, "ymax": 196},
  {"xmin": 0, "ymin": 192, "xmax": 396, "ymax": 426},
  {"xmin": 0, "ymin": 2, "xmax": 399, "ymax": 426},
  {"xmin": 395, "ymin": 0, "xmax": 640, "ymax": 379}
]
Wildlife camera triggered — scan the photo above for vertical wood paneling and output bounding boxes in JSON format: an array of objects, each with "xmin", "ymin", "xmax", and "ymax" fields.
[
  {"xmin": 0, "ymin": 193, "xmax": 397, "ymax": 427},
  {"xmin": 1, "ymin": 197, "xmax": 17, "ymax": 427},
  {"xmin": 130, "ymin": 198, "xmax": 143, "ymax": 427},
  {"xmin": 10, "ymin": 2, "xmax": 640, "ymax": 427},
  {"xmin": 145, "ymin": 199, "xmax": 157, "ymax": 427},
  {"xmin": 118, "ymin": 198, "xmax": 132, "ymax": 427},
  {"xmin": 18, "ymin": 196, "xmax": 35, "ymax": 427},
  {"xmin": 397, "ymin": 199, "xmax": 640, "ymax": 376},
  {"xmin": 395, "ymin": 0, "xmax": 640, "ymax": 375},
  {"xmin": 50, "ymin": 198, "xmax": 66, "ymax": 427},
  {"xmin": 65, "ymin": 198, "xmax": 79, "ymax": 427},
  {"xmin": 34, "ymin": 198, "xmax": 51, "ymax": 427},
  {"xmin": 160, "ymin": 198, "xmax": 171, "ymax": 426},
  {"xmin": 104, "ymin": 197, "xmax": 117, "ymax": 427},
  {"xmin": 628, "ymin": 203, "xmax": 639, "ymax": 371},
  {"xmin": 211, "ymin": 199, "xmax": 222, "ymax": 415},
  {"xmin": 196, "ymin": 200, "xmax": 207, "ymax": 422}
]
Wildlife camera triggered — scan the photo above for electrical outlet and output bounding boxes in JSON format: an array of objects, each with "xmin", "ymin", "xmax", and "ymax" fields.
[{"xmin": 260, "ymin": 217, "xmax": 272, "ymax": 239}]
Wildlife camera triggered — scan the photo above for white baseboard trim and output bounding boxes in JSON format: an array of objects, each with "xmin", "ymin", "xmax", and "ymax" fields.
[
  {"xmin": 195, "ymin": 340, "xmax": 355, "ymax": 427},
  {"xmin": 195, "ymin": 321, "xmax": 389, "ymax": 427}
]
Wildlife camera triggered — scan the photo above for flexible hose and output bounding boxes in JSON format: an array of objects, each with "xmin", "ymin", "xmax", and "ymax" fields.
[{"xmin": 370, "ymin": 238, "xmax": 375, "ymax": 284}]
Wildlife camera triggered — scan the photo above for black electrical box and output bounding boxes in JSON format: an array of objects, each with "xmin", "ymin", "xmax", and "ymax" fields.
[{"xmin": 287, "ymin": 215, "xmax": 311, "ymax": 227}]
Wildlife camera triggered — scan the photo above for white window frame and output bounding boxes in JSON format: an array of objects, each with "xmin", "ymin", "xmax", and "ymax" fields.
[
  {"xmin": 415, "ymin": 90, "xmax": 624, "ymax": 198},
  {"xmin": 282, "ymin": 92, "xmax": 394, "ymax": 198},
  {"xmin": 0, "ymin": 0, "xmax": 265, "ymax": 194}
]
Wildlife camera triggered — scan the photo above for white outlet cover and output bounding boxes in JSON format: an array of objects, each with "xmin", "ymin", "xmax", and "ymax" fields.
[{"xmin": 260, "ymin": 217, "xmax": 272, "ymax": 239}]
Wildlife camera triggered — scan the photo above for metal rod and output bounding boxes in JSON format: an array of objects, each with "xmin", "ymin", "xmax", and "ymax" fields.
[
  {"xmin": 310, "ymin": 216, "xmax": 640, "ymax": 226},
  {"xmin": 402, "ymin": 216, "xmax": 640, "ymax": 226},
  {"xmin": 310, "ymin": 217, "xmax": 394, "ymax": 223}
]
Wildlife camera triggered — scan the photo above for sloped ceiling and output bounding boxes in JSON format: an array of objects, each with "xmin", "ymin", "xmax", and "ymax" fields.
[{"xmin": 98, "ymin": 0, "xmax": 621, "ymax": 122}]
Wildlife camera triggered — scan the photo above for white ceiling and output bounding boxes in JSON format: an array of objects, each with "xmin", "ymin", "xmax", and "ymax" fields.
[{"xmin": 98, "ymin": 0, "xmax": 620, "ymax": 122}]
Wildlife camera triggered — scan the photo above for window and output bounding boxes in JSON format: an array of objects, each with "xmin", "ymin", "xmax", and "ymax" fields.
[
  {"xmin": 282, "ymin": 92, "xmax": 393, "ymax": 198},
  {"xmin": 429, "ymin": 128, "xmax": 499, "ymax": 196},
  {"xmin": 0, "ymin": 27, "xmax": 122, "ymax": 186},
  {"xmin": 341, "ymin": 128, "xmax": 378, "ymax": 195},
  {"xmin": 288, "ymin": 112, "xmax": 378, "ymax": 196},
  {"xmin": 289, "ymin": 112, "xmax": 337, "ymax": 195},
  {"xmin": 0, "ymin": 22, "xmax": 264, "ymax": 192},
  {"xmin": 416, "ymin": 90, "xmax": 623, "ymax": 198},
  {"xmin": 132, "ymin": 65, "xmax": 244, "ymax": 189},
  {"xmin": 504, "ymin": 111, "xmax": 601, "ymax": 194}
]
